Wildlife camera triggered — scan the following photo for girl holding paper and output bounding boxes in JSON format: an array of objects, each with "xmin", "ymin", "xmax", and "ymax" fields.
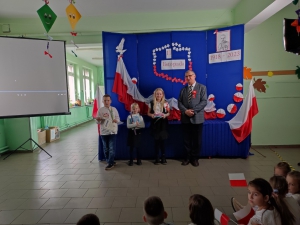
[{"xmin": 148, "ymin": 88, "xmax": 170, "ymax": 165}]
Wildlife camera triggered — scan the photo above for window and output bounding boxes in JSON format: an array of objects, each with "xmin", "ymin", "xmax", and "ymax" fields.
[
  {"xmin": 67, "ymin": 64, "xmax": 75, "ymax": 104},
  {"xmin": 83, "ymin": 68, "xmax": 91, "ymax": 104}
]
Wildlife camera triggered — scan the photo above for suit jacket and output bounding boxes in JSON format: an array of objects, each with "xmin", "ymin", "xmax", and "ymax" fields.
[{"xmin": 178, "ymin": 82, "xmax": 207, "ymax": 124}]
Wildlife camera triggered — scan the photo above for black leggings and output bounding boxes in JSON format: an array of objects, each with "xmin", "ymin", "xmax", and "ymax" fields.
[
  {"xmin": 155, "ymin": 139, "xmax": 165, "ymax": 157},
  {"xmin": 129, "ymin": 147, "xmax": 140, "ymax": 161}
]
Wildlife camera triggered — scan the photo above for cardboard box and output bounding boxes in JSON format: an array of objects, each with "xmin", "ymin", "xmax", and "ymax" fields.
[
  {"xmin": 37, "ymin": 129, "xmax": 46, "ymax": 145},
  {"xmin": 46, "ymin": 126, "xmax": 60, "ymax": 143}
]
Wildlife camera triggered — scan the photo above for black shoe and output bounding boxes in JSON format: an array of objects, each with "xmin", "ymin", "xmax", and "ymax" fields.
[
  {"xmin": 181, "ymin": 160, "xmax": 190, "ymax": 166},
  {"xmin": 137, "ymin": 159, "xmax": 142, "ymax": 165},
  {"xmin": 128, "ymin": 160, "xmax": 133, "ymax": 166},
  {"xmin": 191, "ymin": 159, "xmax": 199, "ymax": 167},
  {"xmin": 161, "ymin": 157, "xmax": 167, "ymax": 165},
  {"xmin": 105, "ymin": 164, "xmax": 114, "ymax": 170},
  {"xmin": 154, "ymin": 158, "xmax": 160, "ymax": 165}
]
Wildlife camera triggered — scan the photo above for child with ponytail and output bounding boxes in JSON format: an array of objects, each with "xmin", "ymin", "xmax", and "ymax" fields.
[
  {"xmin": 269, "ymin": 175, "xmax": 300, "ymax": 225},
  {"xmin": 245, "ymin": 178, "xmax": 283, "ymax": 225}
]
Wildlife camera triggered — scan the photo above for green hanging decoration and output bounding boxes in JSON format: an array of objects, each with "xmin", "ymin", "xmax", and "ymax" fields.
[
  {"xmin": 296, "ymin": 66, "xmax": 300, "ymax": 79},
  {"xmin": 293, "ymin": 0, "xmax": 299, "ymax": 5}
]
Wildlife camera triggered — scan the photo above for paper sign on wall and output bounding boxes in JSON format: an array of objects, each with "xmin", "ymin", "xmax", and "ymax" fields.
[
  {"xmin": 161, "ymin": 60, "xmax": 185, "ymax": 70},
  {"xmin": 209, "ymin": 49, "xmax": 241, "ymax": 64}
]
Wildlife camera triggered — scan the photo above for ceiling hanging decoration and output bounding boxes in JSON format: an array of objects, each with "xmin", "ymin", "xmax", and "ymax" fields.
[
  {"xmin": 66, "ymin": 0, "xmax": 82, "ymax": 57},
  {"xmin": 37, "ymin": 0, "xmax": 57, "ymax": 58}
]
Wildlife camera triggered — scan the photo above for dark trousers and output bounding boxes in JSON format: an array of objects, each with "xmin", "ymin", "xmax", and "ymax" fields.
[
  {"xmin": 129, "ymin": 147, "xmax": 140, "ymax": 161},
  {"xmin": 182, "ymin": 123, "xmax": 203, "ymax": 160},
  {"xmin": 155, "ymin": 139, "xmax": 165, "ymax": 158}
]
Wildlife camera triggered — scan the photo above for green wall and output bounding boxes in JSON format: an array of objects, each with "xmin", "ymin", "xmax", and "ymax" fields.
[{"xmin": 244, "ymin": 4, "xmax": 300, "ymax": 145}]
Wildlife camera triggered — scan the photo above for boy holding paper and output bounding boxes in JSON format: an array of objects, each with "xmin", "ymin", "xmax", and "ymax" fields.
[{"xmin": 96, "ymin": 94, "xmax": 120, "ymax": 170}]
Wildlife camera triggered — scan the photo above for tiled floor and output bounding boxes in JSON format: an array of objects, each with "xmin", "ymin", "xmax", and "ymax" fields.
[{"xmin": 0, "ymin": 121, "xmax": 299, "ymax": 225}]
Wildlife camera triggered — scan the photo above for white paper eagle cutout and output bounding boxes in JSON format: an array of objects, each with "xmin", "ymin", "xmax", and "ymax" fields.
[{"xmin": 116, "ymin": 38, "xmax": 127, "ymax": 56}]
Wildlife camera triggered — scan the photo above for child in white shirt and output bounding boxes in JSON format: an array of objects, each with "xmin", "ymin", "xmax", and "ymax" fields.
[
  {"xmin": 126, "ymin": 103, "xmax": 145, "ymax": 166},
  {"xmin": 96, "ymin": 94, "xmax": 120, "ymax": 170},
  {"xmin": 286, "ymin": 171, "xmax": 300, "ymax": 206}
]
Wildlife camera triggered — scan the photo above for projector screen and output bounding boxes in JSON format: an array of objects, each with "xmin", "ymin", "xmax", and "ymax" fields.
[{"xmin": 0, "ymin": 37, "xmax": 70, "ymax": 118}]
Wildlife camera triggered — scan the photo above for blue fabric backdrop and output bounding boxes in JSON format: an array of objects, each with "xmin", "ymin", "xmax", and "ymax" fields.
[
  {"xmin": 102, "ymin": 25, "xmax": 244, "ymax": 121},
  {"xmin": 206, "ymin": 25, "xmax": 244, "ymax": 121}
]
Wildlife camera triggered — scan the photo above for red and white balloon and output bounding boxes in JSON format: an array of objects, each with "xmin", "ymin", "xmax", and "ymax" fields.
[
  {"xmin": 131, "ymin": 77, "xmax": 137, "ymax": 84},
  {"xmin": 216, "ymin": 109, "xmax": 226, "ymax": 118},
  {"xmin": 233, "ymin": 92, "xmax": 243, "ymax": 102},
  {"xmin": 236, "ymin": 83, "xmax": 243, "ymax": 91},
  {"xmin": 208, "ymin": 94, "xmax": 215, "ymax": 101},
  {"xmin": 227, "ymin": 104, "xmax": 237, "ymax": 114}
]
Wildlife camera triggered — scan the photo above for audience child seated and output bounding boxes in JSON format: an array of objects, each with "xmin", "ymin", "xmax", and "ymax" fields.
[
  {"xmin": 188, "ymin": 194, "xmax": 217, "ymax": 225},
  {"xmin": 274, "ymin": 162, "xmax": 291, "ymax": 177},
  {"xmin": 143, "ymin": 196, "xmax": 171, "ymax": 225},
  {"xmin": 243, "ymin": 178, "xmax": 285, "ymax": 225},
  {"xmin": 286, "ymin": 171, "xmax": 300, "ymax": 205},
  {"xmin": 269, "ymin": 175, "xmax": 299, "ymax": 225},
  {"xmin": 231, "ymin": 161, "xmax": 292, "ymax": 212},
  {"xmin": 77, "ymin": 214, "xmax": 100, "ymax": 225}
]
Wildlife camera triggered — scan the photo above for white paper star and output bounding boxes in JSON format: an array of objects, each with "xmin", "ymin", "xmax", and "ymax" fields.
[
  {"xmin": 153, "ymin": 59, "xmax": 156, "ymax": 61},
  {"xmin": 188, "ymin": 58, "xmax": 191, "ymax": 61},
  {"xmin": 172, "ymin": 43, "xmax": 175, "ymax": 46},
  {"xmin": 175, "ymin": 43, "xmax": 178, "ymax": 46},
  {"xmin": 178, "ymin": 44, "xmax": 181, "ymax": 47}
]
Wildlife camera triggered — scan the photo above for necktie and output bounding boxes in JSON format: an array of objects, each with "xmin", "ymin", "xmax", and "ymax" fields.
[{"xmin": 188, "ymin": 85, "xmax": 192, "ymax": 103}]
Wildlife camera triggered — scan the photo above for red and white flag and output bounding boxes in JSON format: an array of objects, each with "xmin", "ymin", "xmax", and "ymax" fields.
[
  {"xmin": 233, "ymin": 203, "xmax": 255, "ymax": 225},
  {"xmin": 227, "ymin": 80, "xmax": 258, "ymax": 143},
  {"xmin": 112, "ymin": 48, "xmax": 181, "ymax": 120},
  {"xmin": 92, "ymin": 86, "xmax": 104, "ymax": 118},
  {"xmin": 214, "ymin": 209, "xmax": 230, "ymax": 225},
  {"xmin": 92, "ymin": 86, "xmax": 104, "ymax": 135},
  {"xmin": 228, "ymin": 173, "xmax": 247, "ymax": 187}
]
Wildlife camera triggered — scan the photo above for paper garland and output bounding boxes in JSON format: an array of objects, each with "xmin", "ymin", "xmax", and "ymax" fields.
[{"xmin": 152, "ymin": 42, "xmax": 192, "ymax": 85}]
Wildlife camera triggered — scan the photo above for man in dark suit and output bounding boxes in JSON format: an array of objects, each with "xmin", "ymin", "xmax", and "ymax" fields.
[{"xmin": 178, "ymin": 70, "xmax": 207, "ymax": 167}]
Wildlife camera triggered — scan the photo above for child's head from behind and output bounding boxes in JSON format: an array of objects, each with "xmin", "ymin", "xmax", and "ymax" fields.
[
  {"xmin": 102, "ymin": 94, "xmax": 112, "ymax": 108},
  {"xmin": 153, "ymin": 88, "xmax": 165, "ymax": 102},
  {"xmin": 248, "ymin": 178, "xmax": 273, "ymax": 208},
  {"xmin": 143, "ymin": 196, "xmax": 167, "ymax": 225},
  {"xmin": 77, "ymin": 214, "xmax": 100, "ymax": 225},
  {"xmin": 131, "ymin": 103, "xmax": 140, "ymax": 114},
  {"xmin": 286, "ymin": 171, "xmax": 300, "ymax": 194},
  {"xmin": 189, "ymin": 194, "xmax": 214, "ymax": 225},
  {"xmin": 274, "ymin": 162, "xmax": 291, "ymax": 177},
  {"xmin": 269, "ymin": 175, "xmax": 288, "ymax": 197}
]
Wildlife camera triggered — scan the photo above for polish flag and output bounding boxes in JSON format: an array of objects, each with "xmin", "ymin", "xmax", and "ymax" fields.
[
  {"xmin": 233, "ymin": 203, "xmax": 255, "ymax": 225},
  {"xmin": 112, "ymin": 53, "xmax": 181, "ymax": 120},
  {"xmin": 228, "ymin": 173, "xmax": 247, "ymax": 187},
  {"xmin": 92, "ymin": 86, "xmax": 104, "ymax": 135},
  {"xmin": 214, "ymin": 209, "xmax": 230, "ymax": 225},
  {"xmin": 227, "ymin": 80, "xmax": 258, "ymax": 143}
]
